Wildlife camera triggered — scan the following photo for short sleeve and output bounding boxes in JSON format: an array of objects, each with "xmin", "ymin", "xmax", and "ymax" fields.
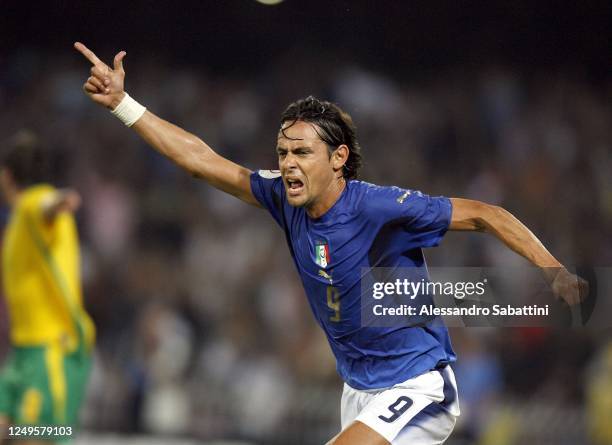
[
  {"xmin": 401, "ymin": 191, "xmax": 452, "ymax": 248},
  {"xmin": 250, "ymin": 170, "xmax": 286, "ymax": 227},
  {"xmin": 368, "ymin": 185, "xmax": 452, "ymax": 248}
]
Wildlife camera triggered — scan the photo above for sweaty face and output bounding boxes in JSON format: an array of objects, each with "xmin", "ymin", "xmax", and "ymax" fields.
[{"xmin": 276, "ymin": 121, "xmax": 338, "ymax": 209}]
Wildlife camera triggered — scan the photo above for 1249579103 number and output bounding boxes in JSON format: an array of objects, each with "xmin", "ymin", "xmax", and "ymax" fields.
[{"xmin": 7, "ymin": 425, "xmax": 73, "ymax": 439}]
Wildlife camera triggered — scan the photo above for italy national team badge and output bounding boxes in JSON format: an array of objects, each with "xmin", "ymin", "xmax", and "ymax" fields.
[{"xmin": 315, "ymin": 241, "xmax": 330, "ymax": 268}]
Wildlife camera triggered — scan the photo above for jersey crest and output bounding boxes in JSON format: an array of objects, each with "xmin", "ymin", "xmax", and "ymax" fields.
[{"xmin": 315, "ymin": 240, "xmax": 330, "ymax": 268}]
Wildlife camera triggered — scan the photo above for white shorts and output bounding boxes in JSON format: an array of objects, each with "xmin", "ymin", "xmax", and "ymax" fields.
[{"xmin": 341, "ymin": 365, "xmax": 460, "ymax": 444}]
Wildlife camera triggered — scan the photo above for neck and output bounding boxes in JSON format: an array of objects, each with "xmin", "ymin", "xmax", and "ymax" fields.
[{"xmin": 306, "ymin": 177, "xmax": 346, "ymax": 219}]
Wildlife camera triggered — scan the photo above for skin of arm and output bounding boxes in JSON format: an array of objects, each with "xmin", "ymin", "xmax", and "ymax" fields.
[
  {"xmin": 449, "ymin": 197, "xmax": 588, "ymax": 305},
  {"xmin": 449, "ymin": 198, "xmax": 562, "ymax": 267},
  {"xmin": 73, "ymin": 42, "xmax": 259, "ymax": 207},
  {"xmin": 131, "ymin": 112, "xmax": 258, "ymax": 205}
]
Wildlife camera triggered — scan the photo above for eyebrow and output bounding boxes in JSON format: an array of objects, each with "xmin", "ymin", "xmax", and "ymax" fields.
[{"xmin": 276, "ymin": 146, "xmax": 313, "ymax": 152}]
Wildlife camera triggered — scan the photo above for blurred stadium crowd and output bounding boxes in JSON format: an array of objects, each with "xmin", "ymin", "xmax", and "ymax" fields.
[{"xmin": 1, "ymin": 47, "xmax": 611, "ymax": 445}]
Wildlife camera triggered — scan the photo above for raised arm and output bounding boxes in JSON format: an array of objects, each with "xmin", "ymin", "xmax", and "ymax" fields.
[
  {"xmin": 449, "ymin": 198, "xmax": 588, "ymax": 305},
  {"xmin": 73, "ymin": 42, "xmax": 258, "ymax": 206}
]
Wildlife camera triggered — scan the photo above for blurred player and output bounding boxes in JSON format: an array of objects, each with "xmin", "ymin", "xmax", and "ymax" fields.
[
  {"xmin": 74, "ymin": 43, "xmax": 587, "ymax": 445},
  {"xmin": 0, "ymin": 131, "xmax": 95, "ymax": 445}
]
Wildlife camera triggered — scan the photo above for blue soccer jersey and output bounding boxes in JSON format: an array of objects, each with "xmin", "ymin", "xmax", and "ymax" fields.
[{"xmin": 250, "ymin": 171, "xmax": 456, "ymax": 390}]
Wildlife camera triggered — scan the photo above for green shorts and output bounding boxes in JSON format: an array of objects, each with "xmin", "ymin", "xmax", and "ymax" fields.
[{"xmin": 0, "ymin": 343, "xmax": 91, "ymax": 431}]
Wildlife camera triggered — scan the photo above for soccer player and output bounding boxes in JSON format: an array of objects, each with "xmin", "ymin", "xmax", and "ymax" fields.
[
  {"xmin": 74, "ymin": 43, "xmax": 587, "ymax": 445},
  {"xmin": 0, "ymin": 131, "xmax": 95, "ymax": 445}
]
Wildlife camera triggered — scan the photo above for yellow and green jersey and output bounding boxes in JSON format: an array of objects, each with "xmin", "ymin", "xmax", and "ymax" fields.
[{"xmin": 2, "ymin": 184, "xmax": 95, "ymax": 351}]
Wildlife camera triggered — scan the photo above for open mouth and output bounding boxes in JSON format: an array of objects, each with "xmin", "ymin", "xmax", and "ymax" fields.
[{"xmin": 286, "ymin": 178, "xmax": 304, "ymax": 195}]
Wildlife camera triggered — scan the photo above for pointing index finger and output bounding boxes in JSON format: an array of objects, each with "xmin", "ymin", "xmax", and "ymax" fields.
[{"xmin": 74, "ymin": 42, "xmax": 106, "ymax": 68}]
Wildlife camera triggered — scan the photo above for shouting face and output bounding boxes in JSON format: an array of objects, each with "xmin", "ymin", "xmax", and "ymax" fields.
[{"xmin": 276, "ymin": 120, "xmax": 348, "ymax": 216}]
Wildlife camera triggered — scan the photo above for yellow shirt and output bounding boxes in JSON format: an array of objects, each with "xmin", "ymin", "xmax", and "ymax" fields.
[{"xmin": 2, "ymin": 184, "xmax": 95, "ymax": 350}]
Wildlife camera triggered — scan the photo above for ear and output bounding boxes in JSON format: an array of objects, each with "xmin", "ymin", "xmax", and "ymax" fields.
[{"xmin": 332, "ymin": 144, "xmax": 349, "ymax": 173}]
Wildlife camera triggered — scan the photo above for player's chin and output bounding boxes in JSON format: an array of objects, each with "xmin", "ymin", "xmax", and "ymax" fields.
[{"xmin": 286, "ymin": 192, "xmax": 309, "ymax": 207}]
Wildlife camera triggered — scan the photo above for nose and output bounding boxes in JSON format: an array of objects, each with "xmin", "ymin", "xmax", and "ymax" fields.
[{"xmin": 280, "ymin": 152, "xmax": 298, "ymax": 170}]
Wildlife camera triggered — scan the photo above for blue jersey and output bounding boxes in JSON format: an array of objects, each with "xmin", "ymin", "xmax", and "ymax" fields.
[{"xmin": 250, "ymin": 171, "xmax": 456, "ymax": 390}]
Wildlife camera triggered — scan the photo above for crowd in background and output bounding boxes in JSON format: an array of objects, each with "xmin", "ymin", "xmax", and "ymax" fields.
[{"xmin": 1, "ymin": 48, "xmax": 611, "ymax": 445}]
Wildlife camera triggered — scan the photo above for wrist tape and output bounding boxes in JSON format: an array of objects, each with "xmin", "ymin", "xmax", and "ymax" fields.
[{"xmin": 111, "ymin": 93, "xmax": 146, "ymax": 127}]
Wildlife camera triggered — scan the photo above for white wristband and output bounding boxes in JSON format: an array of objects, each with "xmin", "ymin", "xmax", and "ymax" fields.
[{"xmin": 111, "ymin": 93, "xmax": 146, "ymax": 127}]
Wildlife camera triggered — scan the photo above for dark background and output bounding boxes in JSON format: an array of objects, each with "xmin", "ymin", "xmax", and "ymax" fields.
[{"xmin": 2, "ymin": 1, "xmax": 611, "ymax": 76}]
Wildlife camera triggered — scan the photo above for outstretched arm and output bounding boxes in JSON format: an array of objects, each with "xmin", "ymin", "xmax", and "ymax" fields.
[
  {"xmin": 449, "ymin": 198, "xmax": 588, "ymax": 305},
  {"xmin": 73, "ymin": 42, "xmax": 259, "ymax": 206}
]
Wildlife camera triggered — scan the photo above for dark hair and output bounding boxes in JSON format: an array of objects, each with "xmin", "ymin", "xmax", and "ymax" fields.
[
  {"xmin": 1, "ymin": 130, "xmax": 49, "ymax": 187},
  {"xmin": 280, "ymin": 96, "xmax": 362, "ymax": 180}
]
